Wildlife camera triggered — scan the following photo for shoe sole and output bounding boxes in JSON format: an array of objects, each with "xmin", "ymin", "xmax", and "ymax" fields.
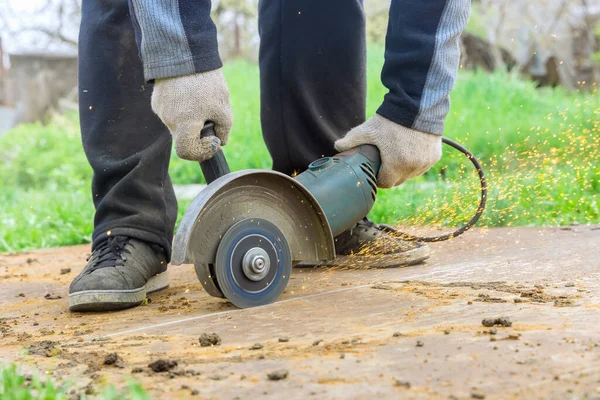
[
  {"xmin": 297, "ymin": 244, "xmax": 431, "ymax": 269},
  {"xmin": 68, "ymin": 271, "xmax": 169, "ymax": 312}
]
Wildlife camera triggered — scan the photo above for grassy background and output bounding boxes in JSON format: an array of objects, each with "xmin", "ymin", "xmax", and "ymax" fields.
[{"xmin": 1, "ymin": 46, "xmax": 598, "ymax": 252}]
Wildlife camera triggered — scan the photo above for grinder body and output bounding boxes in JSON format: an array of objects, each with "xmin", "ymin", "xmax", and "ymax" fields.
[
  {"xmin": 295, "ymin": 145, "xmax": 381, "ymax": 237},
  {"xmin": 176, "ymin": 123, "xmax": 382, "ymax": 308}
]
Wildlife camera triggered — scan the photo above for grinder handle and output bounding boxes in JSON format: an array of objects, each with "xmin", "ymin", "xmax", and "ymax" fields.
[{"xmin": 199, "ymin": 121, "xmax": 231, "ymax": 184}]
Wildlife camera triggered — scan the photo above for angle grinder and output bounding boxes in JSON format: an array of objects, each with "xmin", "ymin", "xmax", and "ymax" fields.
[{"xmin": 171, "ymin": 122, "xmax": 487, "ymax": 308}]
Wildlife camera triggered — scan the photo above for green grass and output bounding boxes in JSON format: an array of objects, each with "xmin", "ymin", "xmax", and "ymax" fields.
[
  {"xmin": 0, "ymin": 46, "xmax": 598, "ymax": 252},
  {"xmin": 0, "ymin": 365, "xmax": 150, "ymax": 400}
]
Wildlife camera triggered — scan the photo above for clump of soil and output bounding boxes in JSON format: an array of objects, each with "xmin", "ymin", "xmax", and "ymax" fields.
[
  {"xmin": 199, "ymin": 333, "xmax": 221, "ymax": 347},
  {"xmin": 371, "ymin": 284, "xmax": 393, "ymax": 290},
  {"xmin": 148, "ymin": 359, "xmax": 178, "ymax": 373},
  {"xmin": 103, "ymin": 353, "xmax": 125, "ymax": 368},
  {"xmin": 475, "ymin": 294, "xmax": 507, "ymax": 303},
  {"xmin": 482, "ymin": 317, "xmax": 512, "ymax": 327},
  {"xmin": 28, "ymin": 340, "xmax": 60, "ymax": 357},
  {"xmin": 394, "ymin": 379, "xmax": 411, "ymax": 389},
  {"xmin": 519, "ymin": 288, "xmax": 554, "ymax": 303},
  {"xmin": 554, "ymin": 297, "xmax": 575, "ymax": 307},
  {"xmin": 267, "ymin": 369, "xmax": 289, "ymax": 381}
]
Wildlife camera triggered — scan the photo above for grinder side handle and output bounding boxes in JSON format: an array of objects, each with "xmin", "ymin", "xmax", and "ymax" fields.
[{"xmin": 200, "ymin": 121, "xmax": 231, "ymax": 184}]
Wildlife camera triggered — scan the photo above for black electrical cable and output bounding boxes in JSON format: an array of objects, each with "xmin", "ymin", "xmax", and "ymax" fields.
[{"xmin": 381, "ymin": 137, "xmax": 487, "ymax": 242}]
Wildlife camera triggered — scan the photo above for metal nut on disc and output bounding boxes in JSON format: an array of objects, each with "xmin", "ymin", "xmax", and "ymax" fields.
[{"xmin": 242, "ymin": 247, "xmax": 271, "ymax": 281}]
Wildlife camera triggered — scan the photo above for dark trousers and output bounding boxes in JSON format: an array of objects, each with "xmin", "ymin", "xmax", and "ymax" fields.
[{"xmin": 79, "ymin": 0, "xmax": 366, "ymax": 258}]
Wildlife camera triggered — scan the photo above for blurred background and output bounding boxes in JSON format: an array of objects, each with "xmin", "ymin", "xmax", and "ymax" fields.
[{"xmin": 0, "ymin": 0, "xmax": 598, "ymax": 252}]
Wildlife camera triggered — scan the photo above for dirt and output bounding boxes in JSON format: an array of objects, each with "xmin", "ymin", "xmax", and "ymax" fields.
[
  {"xmin": 482, "ymin": 317, "xmax": 512, "ymax": 327},
  {"xmin": 1, "ymin": 226, "xmax": 599, "ymax": 399},
  {"xmin": 199, "ymin": 332, "xmax": 221, "ymax": 347}
]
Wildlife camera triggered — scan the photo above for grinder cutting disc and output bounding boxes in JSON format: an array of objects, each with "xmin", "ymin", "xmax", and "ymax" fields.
[{"xmin": 214, "ymin": 218, "xmax": 291, "ymax": 308}]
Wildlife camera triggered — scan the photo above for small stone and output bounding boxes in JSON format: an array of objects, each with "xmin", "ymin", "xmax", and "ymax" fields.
[
  {"xmin": 508, "ymin": 333, "xmax": 521, "ymax": 340},
  {"xmin": 181, "ymin": 385, "xmax": 189, "ymax": 390},
  {"xmin": 312, "ymin": 339, "xmax": 322, "ymax": 346},
  {"xmin": 33, "ymin": 322, "xmax": 39, "ymax": 326},
  {"xmin": 17, "ymin": 293, "xmax": 25, "ymax": 297},
  {"xmin": 131, "ymin": 367, "xmax": 144, "ymax": 373},
  {"xmin": 565, "ymin": 282, "xmax": 575, "ymax": 287},
  {"xmin": 467, "ymin": 301, "xmax": 473, "ymax": 305},
  {"xmin": 490, "ymin": 337, "xmax": 497, "ymax": 342},
  {"xmin": 393, "ymin": 332, "xmax": 403, "ymax": 337},
  {"xmin": 44, "ymin": 293, "xmax": 62, "ymax": 300},
  {"xmin": 199, "ymin": 333, "xmax": 221, "ymax": 347},
  {"xmin": 444, "ymin": 330, "xmax": 450, "ymax": 335},
  {"xmin": 60, "ymin": 268, "xmax": 71, "ymax": 275},
  {"xmin": 514, "ymin": 298, "xmax": 522, "ymax": 303},
  {"xmin": 278, "ymin": 337, "xmax": 289, "ymax": 343},
  {"xmin": 267, "ymin": 369, "xmax": 289, "ymax": 381},
  {"xmin": 489, "ymin": 328, "xmax": 497, "ymax": 335},
  {"xmin": 191, "ymin": 389, "xmax": 199, "ymax": 396},
  {"xmin": 471, "ymin": 391, "xmax": 485, "ymax": 399},
  {"xmin": 250, "ymin": 343, "xmax": 263, "ymax": 350},
  {"xmin": 340, "ymin": 354, "xmax": 345, "ymax": 359},
  {"xmin": 416, "ymin": 341, "xmax": 424, "ymax": 347}
]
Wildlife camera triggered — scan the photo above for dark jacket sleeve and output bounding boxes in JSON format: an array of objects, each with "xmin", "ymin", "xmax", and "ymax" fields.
[
  {"xmin": 127, "ymin": 0, "xmax": 222, "ymax": 81},
  {"xmin": 377, "ymin": 0, "xmax": 471, "ymax": 135}
]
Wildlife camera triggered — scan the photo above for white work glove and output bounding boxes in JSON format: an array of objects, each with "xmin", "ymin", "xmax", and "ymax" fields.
[
  {"xmin": 335, "ymin": 114, "xmax": 442, "ymax": 188},
  {"xmin": 151, "ymin": 69, "xmax": 233, "ymax": 161}
]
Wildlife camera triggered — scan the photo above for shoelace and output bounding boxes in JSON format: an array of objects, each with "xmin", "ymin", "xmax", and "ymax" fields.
[{"xmin": 86, "ymin": 236, "xmax": 131, "ymax": 272}]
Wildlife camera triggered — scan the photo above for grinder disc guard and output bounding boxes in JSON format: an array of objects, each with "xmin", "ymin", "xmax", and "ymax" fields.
[{"xmin": 172, "ymin": 170, "xmax": 335, "ymax": 304}]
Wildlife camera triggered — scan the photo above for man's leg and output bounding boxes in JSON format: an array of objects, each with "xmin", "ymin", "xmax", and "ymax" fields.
[
  {"xmin": 78, "ymin": 0, "xmax": 177, "ymax": 255},
  {"xmin": 258, "ymin": 0, "xmax": 367, "ymax": 175},
  {"xmin": 71, "ymin": 0, "xmax": 177, "ymax": 311},
  {"xmin": 258, "ymin": 0, "xmax": 430, "ymax": 268}
]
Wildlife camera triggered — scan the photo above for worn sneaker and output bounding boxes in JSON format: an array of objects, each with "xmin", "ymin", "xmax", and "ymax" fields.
[
  {"xmin": 302, "ymin": 218, "xmax": 431, "ymax": 268},
  {"xmin": 68, "ymin": 236, "xmax": 169, "ymax": 312}
]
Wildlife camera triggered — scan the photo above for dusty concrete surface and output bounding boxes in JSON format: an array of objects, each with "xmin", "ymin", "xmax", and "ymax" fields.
[{"xmin": 1, "ymin": 226, "xmax": 599, "ymax": 399}]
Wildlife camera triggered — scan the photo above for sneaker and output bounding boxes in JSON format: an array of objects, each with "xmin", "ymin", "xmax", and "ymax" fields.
[
  {"xmin": 68, "ymin": 236, "xmax": 169, "ymax": 312},
  {"xmin": 301, "ymin": 218, "xmax": 431, "ymax": 268}
]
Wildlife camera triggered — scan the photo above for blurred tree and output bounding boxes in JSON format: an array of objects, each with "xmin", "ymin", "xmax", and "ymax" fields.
[{"xmin": 0, "ymin": 0, "xmax": 80, "ymax": 53}]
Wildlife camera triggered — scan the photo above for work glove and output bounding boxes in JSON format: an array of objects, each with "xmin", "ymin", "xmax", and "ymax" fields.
[
  {"xmin": 335, "ymin": 114, "xmax": 442, "ymax": 188},
  {"xmin": 151, "ymin": 69, "xmax": 233, "ymax": 161}
]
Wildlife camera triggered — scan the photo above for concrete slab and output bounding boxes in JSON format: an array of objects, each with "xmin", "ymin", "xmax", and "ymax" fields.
[{"xmin": 0, "ymin": 226, "xmax": 599, "ymax": 399}]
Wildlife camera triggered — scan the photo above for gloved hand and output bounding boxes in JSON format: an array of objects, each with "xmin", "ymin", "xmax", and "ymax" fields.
[
  {"xmin": 335, "ymin": 114, "xmax": 441, "ymax": 188},
  {"xmin": 151, "ymin": 69, "xmax": 233, "ymax": 161}
]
